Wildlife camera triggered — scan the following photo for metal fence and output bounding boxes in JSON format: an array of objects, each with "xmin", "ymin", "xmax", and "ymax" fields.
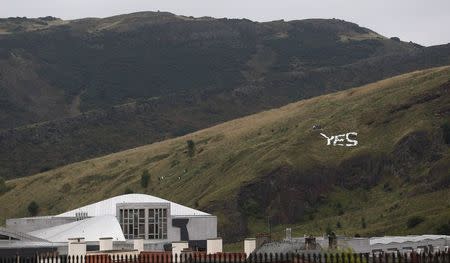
[{"xmin": 0, "ymin": 252, "xmax": 449, "ymax": 263}]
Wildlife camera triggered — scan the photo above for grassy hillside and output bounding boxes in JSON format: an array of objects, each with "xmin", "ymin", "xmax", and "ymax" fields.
[
  {"xmin": 2, "ymin": 12, "xmax": 450, "ymax": 179},
  {"xmin": 0, "ymin": 66, "xmax": 449, "ymax": 243}
]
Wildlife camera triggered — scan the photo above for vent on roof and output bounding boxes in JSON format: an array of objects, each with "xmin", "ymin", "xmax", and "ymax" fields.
[{"xmin": 75, "ymin": 212, "xmax": 88, "ymax": 221}]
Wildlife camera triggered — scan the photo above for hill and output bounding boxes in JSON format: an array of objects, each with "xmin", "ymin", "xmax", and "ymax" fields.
[
  {"xmin": 1, "ymin": 12, "xmax": 450, "ymax": 179},
  {"xmin": 1, "ymin": 66, "xmax": 449, "ymax": 242}
]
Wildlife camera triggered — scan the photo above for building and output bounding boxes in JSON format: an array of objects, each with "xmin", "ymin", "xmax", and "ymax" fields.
[
  {"xmin": 369, "ymin": 235, "xmax": 450, "ymax": 253},
  {"xmin": 1, "ymin": 194, "xmax": 217, "ymax": 254},
  {"xmin": 248, "ymin": 234, "xmax": 449, "ymax": 255}
]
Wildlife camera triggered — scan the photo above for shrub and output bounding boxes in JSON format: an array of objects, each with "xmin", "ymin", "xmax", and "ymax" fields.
[
  {"xmin": 383, "ymin": 182, "xmax": 393, "ymax": 192},
  {"xmin": 407, "ymin": 216, "xmax": 425, "ymax": 229},
  {"xmin": 39, "ymin": 166, "xmax": 52, "ymax": 173},
  {"xmin": 0, "ymin": 177, "xmax": 6, "ymax": 193},
  {"xmin": 187, "ymin": 140, "xmax": 195, "ymax": 157},
  {"xmin": 442, "ymin": 122, "xmax": 450, "ymax": 144},
  {"xmin": 435, "ymin": 221, "xmax": 450, "ymax": 235},
  {"xmin": 124, "ymin": 188, "xmax": 134, "ymax": 194},
  {"xmin": 140, "ymin": 170, "xmax": 150, "ymax": 188},
  {"xmin": 336, "ymin": 221, "xmax": 342, "ymax": 228},
  {"xmin": 325, "ymin": 225, "xmax": 333, "ymax": 236},
  {"xmin": 361, "ymin": 217, "xmax": 367, "ymax": 229},
  {"xmin": 60, "ymin": 183, "xmax": 71, "ymax": 193},
  {"xmin": 241, "ymin": 198, "xmax": 261, "ymax": 217},
  {"xmin": 28, "ymin": 201, "xmax": 39, "ymax": 216}
]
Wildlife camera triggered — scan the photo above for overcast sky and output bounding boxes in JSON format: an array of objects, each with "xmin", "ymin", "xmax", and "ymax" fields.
[{"xmin": 1, "ymin": 0, "xmax": 449, "ymax": 46}]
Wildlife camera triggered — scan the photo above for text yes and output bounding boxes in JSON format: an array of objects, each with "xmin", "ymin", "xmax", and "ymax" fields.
[{"xmin": 320, "ymin": 132, "xmax": 358, "ymax": 147}]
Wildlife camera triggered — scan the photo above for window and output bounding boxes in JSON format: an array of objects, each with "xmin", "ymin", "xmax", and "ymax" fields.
[
  {"xmin": 119, "ymin": 208, "xmax": 146, "ymax": 239},
  {"xmin": 148, "ymin": 208, "xmax": 167, "ymax": 239}
]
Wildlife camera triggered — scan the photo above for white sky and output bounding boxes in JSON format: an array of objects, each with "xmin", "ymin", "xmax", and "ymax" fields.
[{"xmin": 1, "ymin": 0, "xmax": 449, "ymax": 46}]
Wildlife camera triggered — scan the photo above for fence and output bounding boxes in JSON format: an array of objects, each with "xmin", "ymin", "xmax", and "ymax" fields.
[{"xmin": 0, "ymin": 252, "xmax": 449, "ymax": 263}]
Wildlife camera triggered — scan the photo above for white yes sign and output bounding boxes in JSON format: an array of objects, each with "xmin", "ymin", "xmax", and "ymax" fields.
[{"xmin": 320, "ymin": 132, "xmax": 358, "ymax": 147}]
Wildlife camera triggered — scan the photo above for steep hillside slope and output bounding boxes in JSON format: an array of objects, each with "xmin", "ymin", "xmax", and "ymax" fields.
[
  {"xmin": 1, "ymin": 66, "xmax": 449, "ymax": 241},
  {"xmin": 1, "ymin": 12, "xmax": 450, "ymax": 179},
  {"xmin": 0, "ymin": 67, "xmax": 450, "ymax": 241}
]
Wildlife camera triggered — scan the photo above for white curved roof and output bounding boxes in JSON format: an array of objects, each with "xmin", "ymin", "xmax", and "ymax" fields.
[
  {"xmin": 28, "ymin": 215, "xmax": 125, "ymax": 242},
  {"xmin": 370, "ymin": 235, "xmax": 450, "ymax": 245},
  {"xmin": 56, "ymin": 194, "xmax": 210, "ymax": 217}
]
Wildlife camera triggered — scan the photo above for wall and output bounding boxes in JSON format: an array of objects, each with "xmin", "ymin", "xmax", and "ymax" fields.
[
  {"xmin": 337, "ymin": 237, "xmax": 370, "ymax": 253},
  {"xmin": 244, "ymin": 239, "xmax": 256, "ymax": 255},
  {"xmin": 207, "ymin": 238, "xmax": 222, "ymax": 254},
  {"xmin": 183, "ymin": 216, "xmax": 217, "ymax": 241}
]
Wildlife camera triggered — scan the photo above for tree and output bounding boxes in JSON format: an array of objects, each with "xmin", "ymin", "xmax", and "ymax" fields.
[
  {"xmin": 187, "ymin": 140, "xmax": 195, "ymax": 157},
  {"xmin": 407, "ymin": 216, "xmax": 425, "ymax": 229},
  {"xmin": 140, "ymin": 170, "xmax": 150, "ymax": 188},
  {"xmin": 0, "ymin": 177, "xmax": 6, "ymax": 193},
  {"xmin": 124, "ymin": 188, "xmax": 134, "ymax": 194},
  {"xmin": 435, "ymin": 221, "xmax": 450, "ymax": 235},
  {"xmin": 325, "ymin": 225, "xmax": 333, "ymax": 236},
  {"xmin": 442, "ymin": 122, "xmax": 450, "ymax": 144},
  {"xmin": 28, "ymin": 201, "xmax": 39, "ymax": 216},
  {"xmin": 361, "ymin": 217, "xmax": 367, "ymax": 229}
]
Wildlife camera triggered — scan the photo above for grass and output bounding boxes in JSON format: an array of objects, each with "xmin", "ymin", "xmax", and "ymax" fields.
[{"xmin": 0, "ymin": 66, "xmax": 449, "ymax": 242}]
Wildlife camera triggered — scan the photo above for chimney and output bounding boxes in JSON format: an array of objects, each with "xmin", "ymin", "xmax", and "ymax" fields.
[
  {"xmin": 134, "ymin": 239, "xmax": 144, "ymax": 252},
  {"xmin": 99, "ymin": 237, "xmax": 113, "ymax": 251},
  {"xmin": 68, "ymin": 238, "xmax": 86, "ymax": 256},
  {"xmin": 207, "ymin": 238, "xmax": 223, "ymax": 254}
]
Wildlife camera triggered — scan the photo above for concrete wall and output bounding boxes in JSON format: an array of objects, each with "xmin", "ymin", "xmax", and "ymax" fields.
[
  {"xmin": 337, "ymin": 237, "xmax": 370, "ymax": 253},
  {"xmin": 68, "ymin": 241, "xmax": 86, "ymax": 256},
  {"xmin": 6, "ymin": 217, "xmax": 77, "ymax": 233},
  {"xmin": 183, "ymin": 216, "xmax": 217, "ymax": 241},
  {"xmin": 244, "ymin": 238, "xmax": 256, "ymax": 255},
  {"xmin": 172, "ymin": 241, "xmax": 189, "ymax": 256},
  {"xmin": 207, "ymin": 238, "xmax": 222, "ymax": 254},
  {"xmin": 99, "ymin": 238, "xmax": 113, "ymax": 251},
  {"xmin": 134, "ymin": 239, "xmax": 144, "ymax": 252}
]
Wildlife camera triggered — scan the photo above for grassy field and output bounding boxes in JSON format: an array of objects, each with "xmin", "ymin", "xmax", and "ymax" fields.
[{"xmin": 0, "ymin": 66, "xmax": 449, "ymax": 244}]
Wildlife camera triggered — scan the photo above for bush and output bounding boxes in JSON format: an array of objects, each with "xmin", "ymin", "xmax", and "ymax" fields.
[
  {"xmin": 140, "ymin": 170, "xmax": 150, "ymax": 188},
  {"xmin": 60, "ymin": 183, "xmax": 71, "ymax": 193},
  {"xmin": 28, "ymin": 201, "xmax": 39, "ymax": 216},
  {"xmin": 325, "ymin": 225, "xmax": 333, "ymax": 236},
  {"xmin": 435, "ymin": 221, "xmax": 450, "ymax": 235},
  {"xmin": 187, "ymin": 140, "xmax": 195, "ymax": 157},
  {"xmin": 407, "ymin": 216, "xmax": 425, "ymax": 229},
  {"xmin": 336, "ymin": 221, "xmax": 342, "ymax": 228},
  {"xmin": 0, "ymin": 177, "xmax": 6, "ymax": 193},
  {"xmin": 124, "ymin": 188, "xmax": 134, "ymax": 194},
  {"xmin": 383, "ymin": 182, "xmax": 393, "ymax": 192},
  {"xmin": 361, "ymin": 217, "xmax": 367, "ymax": 229},
  {"xmin": 442, "ymin": 122, "xmax": 450, "ymax": 144},
  {"xmin": 39, "ymin": 166, "xmax": 52, "ymax": 173}
]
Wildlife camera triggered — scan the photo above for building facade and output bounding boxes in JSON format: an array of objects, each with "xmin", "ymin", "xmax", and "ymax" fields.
[{"xmin": 3, "ymin": 194, "xmax": 217, "ymax": 248}]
